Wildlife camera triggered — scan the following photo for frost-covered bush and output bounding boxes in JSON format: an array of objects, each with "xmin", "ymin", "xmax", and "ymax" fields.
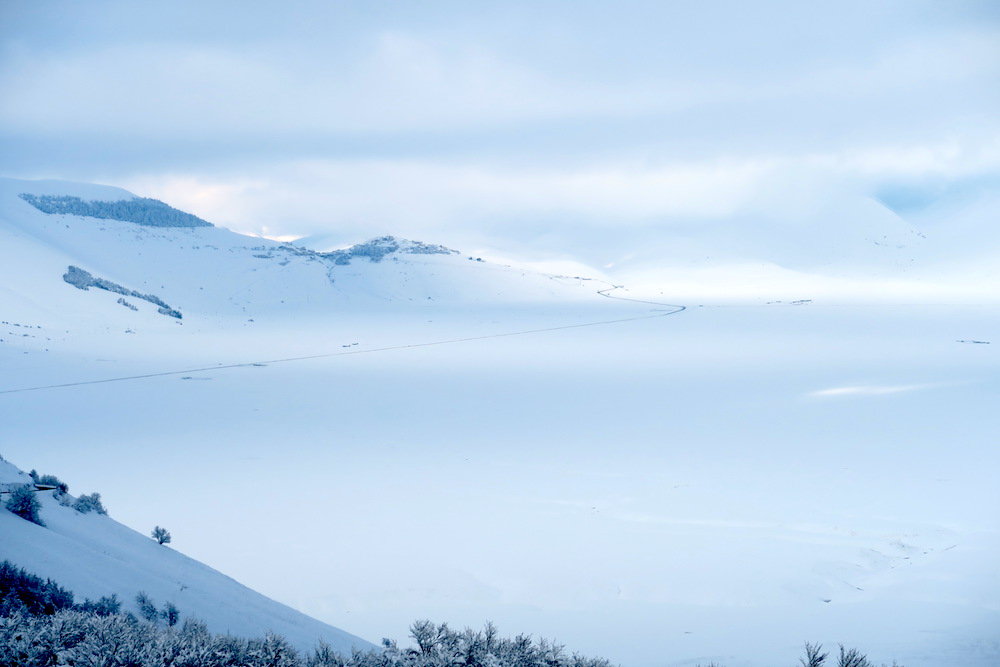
[
  {"xmin": 702, "ymin": 643, "xmax": 896, "ymax": 667},
  {"xmin": 0, "ymin": 611, "xmax": 302, "ymax": 667},
  {"xmin": 4, "ymin": 485, "xmax": 45, "ymax": 526},
  {"xmin": 76, "ymin": 594, "xmax": 121, "ymax": 617},
  {"xmin": 71, "ymin": 613, "xmax": 154, "ymax": 665},
  {"xmin": 27, "ymin": 470, "xmax": 69, "ymax": 503},
  {"xmin": 0, "ymin": 602, "xmax": 616, "ymax": 667},
  {"xmin": 306, "ymin": 640, "xmax": 346, "ymax": 667},
  {"xmin": 63, "ymin": 266, "xmax": 182, "ymax": 319},
  {"xmin": 157, "ymin": 306, "xmax": 183, "ymax": 319},
  {"xmin": 73, "ymin": 492, "xmax": 107, "ymax": 515},
  {"xmin": 136, "ymin": 591, "xmax": 159, "ymax": 623},
  {"xmin": 250, "ymin": 632, "xmax": 301, "ymax": 667},
  {"xmin": 800, "ymin": 642, "xmax": 828, "ymax": 667},
  {"xmin": 369, "ymin": 620, "xmax": 614, "ymax": 667},
  {"xmin": 836, "ymin": 645, "xmax": 877, "ymax": 667},
  {"xmin": 324, "ymin": 236, "xmax": 457, "ymax": 265},
  {"xmin": 0, "ymin": 560, "xmax": 73, "ymax": 616},
  {"xmin": 162, "ymin": 601, "xmax": 180, "ymax": 627},
  {"xmin": 151, "ymin": 525, "xmax": 172, "ymax": 545},
  {"xmin": 62, "ymin": 265, "xmax": 95, "ymax": 290},
  {"xmin": 19, "ymin": 193, "xmax": 213, "ymax": 227},
  {"xmin": 36, "ymin": 474, "xmax": 68, "ymax": 494},
  {"xmin": 326, "ymin": 236, "xmax": 400, "ymax": 264}
]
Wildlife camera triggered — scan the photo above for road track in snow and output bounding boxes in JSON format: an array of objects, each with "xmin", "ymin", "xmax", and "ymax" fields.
[{"xmin": 0, "ymin": 283, "xmax": 685, "ymax": 395}]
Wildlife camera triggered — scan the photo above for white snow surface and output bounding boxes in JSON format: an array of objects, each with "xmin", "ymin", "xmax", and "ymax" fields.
[{"xmin": 2, "ymin": 177, "xmax": 999, "ymax": 666}]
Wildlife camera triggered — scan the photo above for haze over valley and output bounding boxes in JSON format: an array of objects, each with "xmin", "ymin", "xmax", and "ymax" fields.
[{"xmin": 2, "ymin": 2, "xmax": 999, "ymax": 665}]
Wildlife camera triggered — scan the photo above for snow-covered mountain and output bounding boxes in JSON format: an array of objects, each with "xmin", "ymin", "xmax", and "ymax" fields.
[
  {"xmin": 0, "ymin": 177, "xmax": 607, "ymax": 339},
  {"xmin": 0, "ymin": 456, "xmax": 373, "ymax": 654}
]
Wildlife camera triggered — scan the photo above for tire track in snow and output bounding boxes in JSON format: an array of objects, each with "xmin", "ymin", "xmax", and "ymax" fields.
[{"xmin": 0, "ymin": 284, "xmax": 685, "ymax": 395}]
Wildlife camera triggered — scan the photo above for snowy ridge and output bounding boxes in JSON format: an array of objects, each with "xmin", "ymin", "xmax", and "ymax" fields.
[
  {"xmin": 19, "ymin": 193, "xmax": 213, "ymax": 228},
  {"xmin": 0, "ymin": 457, "xmax": 374, "ymax": 654},
  {"xmin": 320, "ymin": 235, "xmax": 458, "ymax": 265},
  {"xmin": 0, "ymin": 178, "xmax": 135, "ymax": 203},
  {"xmin": 0, "ymin": 177, "xmax": 609, "ymax": 339}
]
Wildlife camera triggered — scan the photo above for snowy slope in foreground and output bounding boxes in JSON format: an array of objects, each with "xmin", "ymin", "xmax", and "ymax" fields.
[{"xmin": 0, "ymin": 458, "xmax": 374, "ymax": 655}]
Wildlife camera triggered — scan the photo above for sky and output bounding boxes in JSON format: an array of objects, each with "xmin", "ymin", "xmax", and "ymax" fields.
[{"xmin": 2, "ymin": 0, "xmax": 999, "ymax": 272}]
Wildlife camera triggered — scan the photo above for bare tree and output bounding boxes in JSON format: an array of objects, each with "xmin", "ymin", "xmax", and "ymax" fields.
[{"xmin": 151, "ymin": 526, "xmax": 172, "ymax": 545}]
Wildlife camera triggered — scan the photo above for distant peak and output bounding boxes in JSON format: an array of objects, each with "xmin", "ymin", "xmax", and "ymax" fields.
[{"xmin": 323, "ymin": 235, "xmax": 458, "ymax": 265}]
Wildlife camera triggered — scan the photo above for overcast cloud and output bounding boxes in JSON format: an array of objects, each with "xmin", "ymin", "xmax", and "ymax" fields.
[{"xmin": 2, "ymin": 0, "xmax": 998, "ymax": 270}]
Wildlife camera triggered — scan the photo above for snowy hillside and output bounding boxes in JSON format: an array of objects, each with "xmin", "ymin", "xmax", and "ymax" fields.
[
  {"xmin": 0, "ymin": 177, "xmax": 609, "ymax": 334},
  {"xmin": 0, "ymin": 176, "xmax": 659, "ymax": 393},
  {"xmin": 0, "ymin": 456, "xmax": 373, "ymax": 654}
]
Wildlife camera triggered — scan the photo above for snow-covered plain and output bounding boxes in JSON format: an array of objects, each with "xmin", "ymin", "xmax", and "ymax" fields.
[{"xmin": 1, "ymin": 178, "xmax": 998, "ymax": 666}]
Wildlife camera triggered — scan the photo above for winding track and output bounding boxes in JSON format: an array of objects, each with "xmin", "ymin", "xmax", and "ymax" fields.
[{"xmin": 0, "ymin": 284, "xmax": 685, "ymax": 395}]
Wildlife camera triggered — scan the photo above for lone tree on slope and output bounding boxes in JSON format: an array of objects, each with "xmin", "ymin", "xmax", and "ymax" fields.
[
  {"xmin": 5, "ymin": 486, "xmax": 45, "ymax": 526},
  {"xmin": 151, "ymin": 526, "xmax": 171, "ymax": 545}
]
